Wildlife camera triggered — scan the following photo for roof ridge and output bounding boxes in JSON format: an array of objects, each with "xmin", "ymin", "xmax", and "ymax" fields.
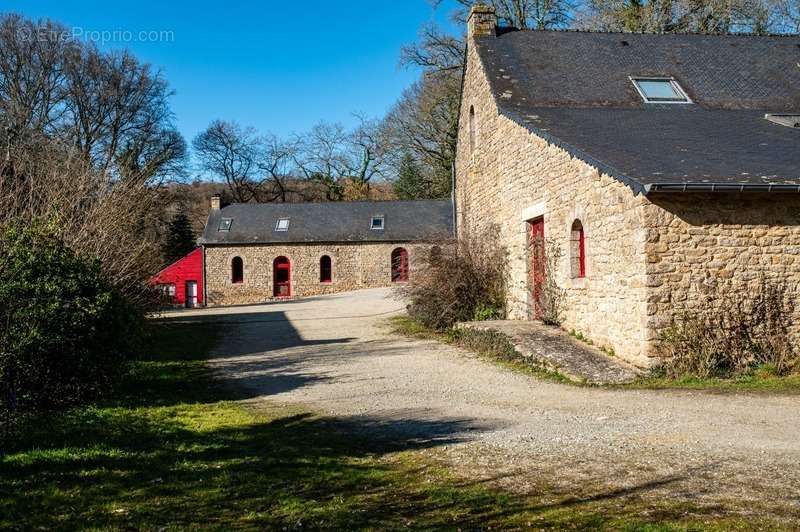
[
  {"xmin": 498, "ymin": 27, "xmax": 800, "ymax": 38},
  {"xmin": 222, "ymin": 198, "xmax": 451, "ymax": 208}
]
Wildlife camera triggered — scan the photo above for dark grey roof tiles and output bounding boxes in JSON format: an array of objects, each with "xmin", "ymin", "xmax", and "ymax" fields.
[
  {"xmin": 474, "ymin": 30, "xmax": 800, "ymax": 191},
  {"xmin": 201, "ymin": 200, "xmax": 454, "ymax": 245}
]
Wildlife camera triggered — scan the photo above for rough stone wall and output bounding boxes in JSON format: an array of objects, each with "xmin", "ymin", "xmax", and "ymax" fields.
[
  {"xmin": 204, "ymin": 242, "xmax": 433, "ymax": 306},
  {"xmin": 456, "ymin": 40, "xmax": 652, "ymax": 366},
  {"xmin": 643, "ymin": 193, "xmax": 800, "ymax": 351}
]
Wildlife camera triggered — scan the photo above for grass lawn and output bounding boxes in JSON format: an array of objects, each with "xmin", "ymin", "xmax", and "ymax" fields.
[{"xmin": 0, "ymin": 319, "xmax": 791, "ymax": 530}]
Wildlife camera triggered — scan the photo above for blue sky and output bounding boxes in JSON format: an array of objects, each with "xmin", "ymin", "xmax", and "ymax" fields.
[{"xmin": 3, "ymin": 1, "xmax": 461, "ymax": 143}]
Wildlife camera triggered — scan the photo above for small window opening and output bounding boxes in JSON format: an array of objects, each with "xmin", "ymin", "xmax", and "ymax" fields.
[
  {"xmin": 218, "ymin": 218, "xmax": 232, "ymax": 232},
  {"xmin": 429, "ymin": 245, "xmax": 442, "ymax": 264},
  {"xmin": 158, "ymin": 283, "xmax": 176, "ymax": 300},
  {"xmin": 469, "ymin": 106, "xmax": 476, "ymax": 154},
  {"xmin": 275, "ymin": 218, "xmax": 290, "ymax": 231},
  {"xmin": 391, "ymin": 247, "xmax": 409, "ymax": 283},
  {"xmin": 371, "ymin": 216, "xmax": 385, "ymax": 230},
  {"xmin": 231, "ymin": 256, "xmax": 244, "ymax": 284},
  {"xmin": 631, "ymin": 77, "xmax": 690, "ymax": 103},
  {"xmin": 570, "ymin": 220, "xmax": 586, "ymax": 279},
  {"xmin": 320, "ymin": 255, "xmax": 332, "ymax": 283}
]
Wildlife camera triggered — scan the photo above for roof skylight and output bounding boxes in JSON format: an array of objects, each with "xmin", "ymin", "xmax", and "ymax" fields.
[
  {"xmin": 631, "ymin": 77, "xmax": 691, "ymax": 104},
  {"xmin": 218, "ymin": 218, "xmax": 232, "ymax": 232},
  {"xmin": 275, "ymin": 218, "xmax": 290, "ymax": 232},
  {"xmin": 765, "ymin": 114, "xmax": 800, "ymax": 128},
  {"xmin": 371, "ymin": 216, "xmax": 385, "ymax": 230}
]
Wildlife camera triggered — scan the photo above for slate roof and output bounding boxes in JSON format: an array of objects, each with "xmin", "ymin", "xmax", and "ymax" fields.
[
  {"xmin": 201, "ymin": 200, "xmax": 454, "ymax": 245},
  {"xmin": 474, "ymin": 30, "xmax": 800, "ymax": 193}
]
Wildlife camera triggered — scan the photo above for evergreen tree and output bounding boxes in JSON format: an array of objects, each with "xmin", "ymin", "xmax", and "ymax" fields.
[
  {"xmin": 394, "ymin": 152, "xmax": 427, "ymax": 199},
  {"xmin": 162, "ymin": 211, "xmax": 196, "ymax": 265}
]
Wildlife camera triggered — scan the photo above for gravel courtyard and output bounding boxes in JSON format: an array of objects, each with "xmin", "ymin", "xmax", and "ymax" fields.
[{"xmin": 172, "ymin": 288, "xmax": 800, "ymax": 519}]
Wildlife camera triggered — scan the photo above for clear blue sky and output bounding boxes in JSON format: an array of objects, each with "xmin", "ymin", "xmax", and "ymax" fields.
[{"xmin": 3, "ymin": 0, "xmax": 460, "ymax": 142}]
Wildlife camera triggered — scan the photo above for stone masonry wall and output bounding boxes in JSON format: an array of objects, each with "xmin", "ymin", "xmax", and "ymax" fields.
[
  {"xmin": 456, "ymin": 40, "xmax": 653, "ymax": 366},
  {"xmin": 205, "ymin": 242, "xmax": 434, "ymax": 306},
  {"xmin": 643, "ymin": 193, "xmax": 800, "ymax": 351},
  {"xmin": 456, "ymin": 37, "xmax": 800, "ymax": 365}
]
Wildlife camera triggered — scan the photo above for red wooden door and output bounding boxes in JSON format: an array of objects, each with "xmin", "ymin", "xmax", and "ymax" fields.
[
  {"xmin": 273, "ymin": 257, "xmax": 291, "ymax": 297},
  {"xmin": 530, "ymin": 218, "xmax": 545, "ymax": 319},
  {"xmin": 391, "ymin": 248, "xmax": 409, "ymax": 282}
]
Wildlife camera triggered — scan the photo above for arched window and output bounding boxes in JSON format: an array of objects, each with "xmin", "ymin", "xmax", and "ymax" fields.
[
  {"xmin": 469, "ymin": 106, "xmax": 476, "ymax": 155},
  {"xmin": 231, "ymin": 256, "xmax": 244, "ymax": 284},
  {"xmin": 391, "ymin": 247, "xmax": 409, "ymax": 283},
  {"xmin": 570, "ymin": 220, "xmax": 586, "ymax": 279},
  {"xmin": 429, "ymin": 245, "xmax": 442, "ymax": 264},
  {"xmin": 320, "ymin": 255, "xmax": 332, "ymax": 283}
]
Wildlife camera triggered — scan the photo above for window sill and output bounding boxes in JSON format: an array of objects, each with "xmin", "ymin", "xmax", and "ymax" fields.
[
  {"xmin": 320, "ymin": 281, "xmax": 333, "ymax": 285},
  {"xmin": 570, "ymin": 276, "xmax": 588, "ymax": 289}
]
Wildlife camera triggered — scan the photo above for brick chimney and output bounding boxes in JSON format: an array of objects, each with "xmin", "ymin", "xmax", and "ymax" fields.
[
  {"xmin": 468, "ymin": 3, "xmax": 497, "ymax": 39},
  {"xmin": 210, "ymin": 194, "xmax": 221, "ymax": 210}
]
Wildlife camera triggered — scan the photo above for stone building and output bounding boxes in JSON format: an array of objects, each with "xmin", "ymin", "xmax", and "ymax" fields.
[
  {"xmin": 456, "ymin": 4, "xmax": 800, "ymax": 366},
  {"xmin": 201, "ymin": 198, "xmax": 453, "ymax": 306}
]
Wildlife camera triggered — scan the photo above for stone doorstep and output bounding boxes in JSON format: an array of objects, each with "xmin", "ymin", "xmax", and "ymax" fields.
[{"xmin": 457, "ymin": 320, "xmax": 643, "ymax": 385}]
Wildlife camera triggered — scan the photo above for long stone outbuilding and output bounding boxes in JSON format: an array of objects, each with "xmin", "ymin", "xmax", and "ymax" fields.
[
  {"xmin": 456, "ymin": 4, "xmax": 800, "ymax": 366},
  {"xmin": 200, "ymin": 198, "xmax": 453, "ymax": 306}
]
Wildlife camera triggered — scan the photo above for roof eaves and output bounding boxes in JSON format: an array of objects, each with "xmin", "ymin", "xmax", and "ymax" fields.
[{"xmin": 646, "ymin": 183, "xmax": 800, "ymax": 193}]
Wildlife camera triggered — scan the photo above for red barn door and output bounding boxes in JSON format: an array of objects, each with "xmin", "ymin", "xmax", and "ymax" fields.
[
  {"xmin": 273, "ymin": 257, "xmax": 291, "ymax": 297},
  {"xmin": 530, "ymin": 218, "xmax": 545, "ymax": 320}
]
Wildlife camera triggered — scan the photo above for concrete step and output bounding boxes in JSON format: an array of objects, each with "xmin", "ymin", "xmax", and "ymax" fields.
[{"xmin": 458, "ymin": 320, "xmax": 642, "ymax": 385}]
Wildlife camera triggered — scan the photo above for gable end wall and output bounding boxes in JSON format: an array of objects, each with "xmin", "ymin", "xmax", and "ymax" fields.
[{"xmin": 456, "ymin": 40, "xmax": 652, "ymax": 365}]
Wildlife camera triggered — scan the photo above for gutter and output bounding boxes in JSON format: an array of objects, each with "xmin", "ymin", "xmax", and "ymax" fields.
[{"xmin": 645, "ymin": 183, "xmax": 800, "ymax": 193}]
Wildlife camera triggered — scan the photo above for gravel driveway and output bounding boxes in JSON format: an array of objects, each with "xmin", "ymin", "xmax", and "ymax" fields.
[{"xmin": 174, "ymin": 288, "xmax": 800, "ymax": 518}]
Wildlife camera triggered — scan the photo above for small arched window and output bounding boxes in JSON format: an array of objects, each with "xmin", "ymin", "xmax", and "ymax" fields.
[
  {"xmin": 231, "ymin": 256, "xmax": 244, "ymax": 284},
  {"xmin": 570, "ymin": 220, "xmax": 586, "ymax": 279},
  {"xmin": 320, "ymin": 255, "xmax": 332, "ymax": 283},
  {"xmin": 469, "ymin": 106, "xmax": 476, "ymax": 155},
  {"xmin": 391, "ymin": 247, "xmax": 409, "ymax": 283},
  {"xmin": 429, "ymin": 245, "xmax": 442, "ymax": 264}
]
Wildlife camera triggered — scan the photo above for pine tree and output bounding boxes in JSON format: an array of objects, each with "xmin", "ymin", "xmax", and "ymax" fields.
[
  {"xmin": 394, "ymin": 152, "xmax": 427, "ymax": 200},
  {"xmin": 162, "ymin": 211, "xmax": 196, "ymax": 265}
]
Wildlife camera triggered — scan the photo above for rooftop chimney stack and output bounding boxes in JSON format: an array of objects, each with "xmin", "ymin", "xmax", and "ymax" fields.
[
  {"xmin": 211, "ymin": 194, "xmax": 221, "ymax": 210},
  {"xmin": 468, "ymin": 3, "xmax": 497, "ymax": 39}
]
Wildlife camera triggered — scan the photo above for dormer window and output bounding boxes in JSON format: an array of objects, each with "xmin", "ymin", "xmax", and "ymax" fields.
[
  {"xmin": 275, "ymin": 218, "xmax": 290, "ymax": 232},
  {"xmin": 371, "ymin": 216, "xmax": 385, "ymax": 230},
  {"xmin": 631, "ymin": 77, "xmax": 691, "ymax": 104},
  {"xmin": 218, "ymin": 218, "xmax": 233, "ymax": 232}
]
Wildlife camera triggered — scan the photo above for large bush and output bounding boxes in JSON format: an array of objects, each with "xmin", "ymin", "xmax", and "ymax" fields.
[
  {"xmin": 397, "ymin": 231, "xmax": 507, "ymax": 330},
  {"xmin": 0, "ymin": 223, "xmax": 142, "ymax": 420},
  {"xmin": 659, "ymin": 276, "xmax": 799, "ymax": 378}
]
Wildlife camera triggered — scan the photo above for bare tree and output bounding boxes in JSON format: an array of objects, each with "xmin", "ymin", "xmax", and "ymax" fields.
[
  {"xmin": 440, "ymin": 0, "xmax": 576, "ymax": 29},
  {"xmin": 0, "ymin": 14, "xmax": 185, "ymax": 187},
  {"xmin": 192, "ymin": 120, "xmax": 261, "ymax": 203},
  {"xmin": 294, "ymin": 118, "xmax": 387, "ymax": 201},
  {"xmin": 382, "ymin": 71, "xmax": 461, "ymax": 199},
  {"xmin": 258, "ymin": 134, "xmax": 300, "ymax": 203},
  {"xmin": 577, "ymin": 0, "xmax": 790, "ymax": 32}
]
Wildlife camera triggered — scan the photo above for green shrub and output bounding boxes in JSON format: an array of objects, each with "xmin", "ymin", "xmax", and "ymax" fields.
[
  {"xmin": 659, "ymin": 276, "xmax": 798, "ymax": 379},
  {"xmin": 396, "ymin": 231, "xmax": 507, "ymax": 330},
  {"xmin": 0, "ymin": 222, "xmax": 143, "ymax": 424}
]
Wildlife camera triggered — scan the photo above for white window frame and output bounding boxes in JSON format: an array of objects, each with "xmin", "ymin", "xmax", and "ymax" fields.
[
  {"xmin": 275, "ymin": 218, "xmax": 290, "ymax": 232},
  {"xmin": 630, "ymin": 77, "xmax": 692, "ymax": 104},
  {"xmin": 371, "ymin": 216, "xmax": 385, "ymax": 231}
]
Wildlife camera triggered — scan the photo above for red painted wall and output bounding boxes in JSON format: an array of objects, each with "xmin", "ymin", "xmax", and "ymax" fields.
[{"xmin": 151, "ymin": 248, "xmax": 204, "ymax": 308}]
